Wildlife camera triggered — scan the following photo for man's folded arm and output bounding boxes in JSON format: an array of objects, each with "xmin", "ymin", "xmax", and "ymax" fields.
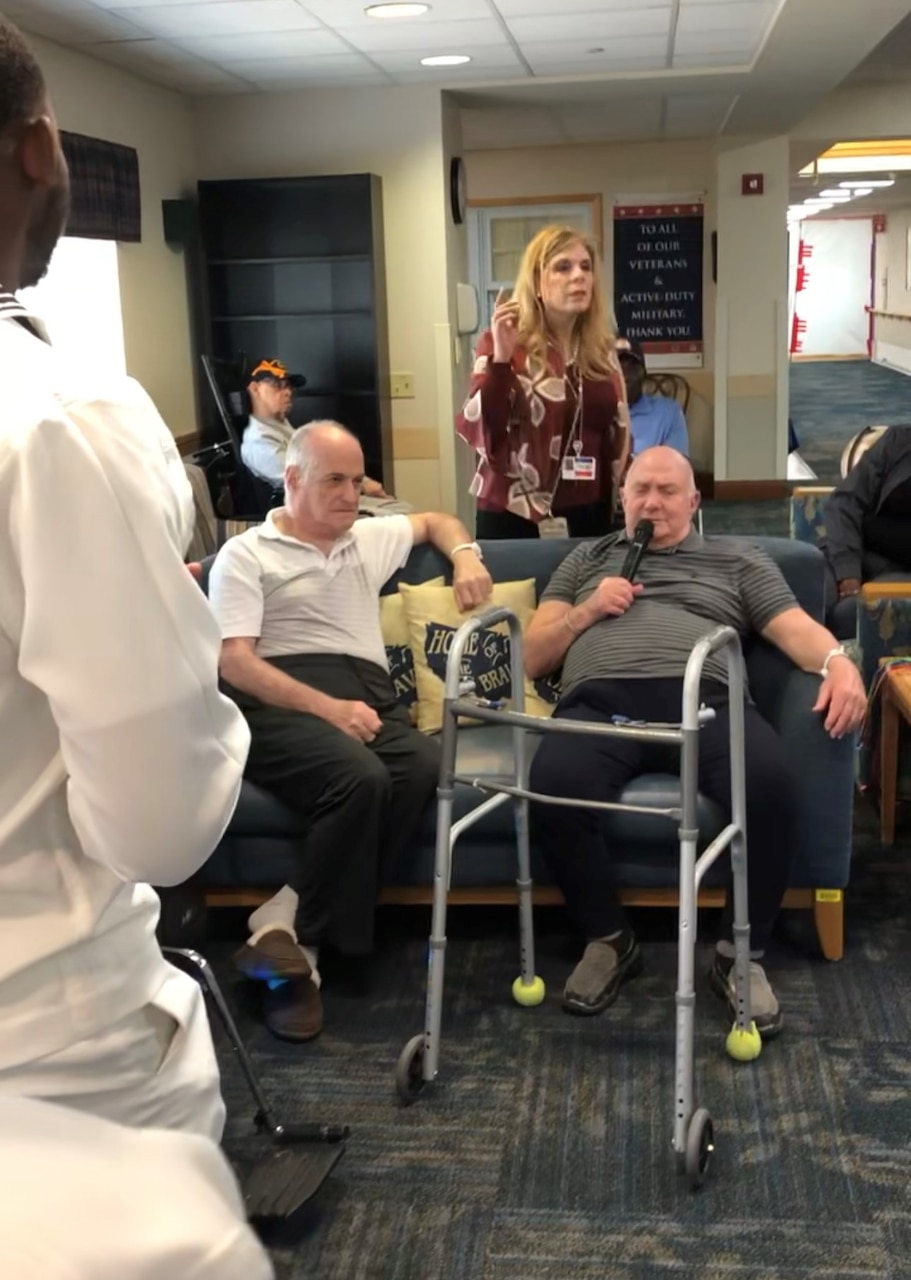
[{"xmin": 9, "ymin": 410, "xmax": 251, "ymax": 886}]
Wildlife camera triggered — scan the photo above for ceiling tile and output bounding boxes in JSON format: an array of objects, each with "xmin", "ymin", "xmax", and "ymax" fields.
[
  {"xmin": 557, "ymin": 100, "xmax": 664, "ymax": 139},
  {"xmin": 461, "ymin": 105, "xmax": 566, "ymax": 149},
  {"xmin": 391, "ymin": 65, "xmax": 528, "ymax": 85},
  {"xmin": 664, "ymin": 91, "xmax": 736, "ymax": 133},
  {"xmin": 7, "ymin": 0, "xmax": 108, "ymax": 13},
  {"xmin": 506, "ymin": 8, "xmax": 672, "ymax": 42},
  {"xmin": 672, "ymin": 49, "xmax": 753, "ymax": 67},
  {"xmin": 224, "ymin": 56, "xmax": 389, "ymax": 85},
  {"xmin": 90, "ymin": 0, "xmax": 249, "ymax": 7},
  {"xmin": 10, "ymin": 5, "xmax": 148, "ymax": 44},
  {"xmin": 113, "ymin": 2, "xmax": 323, "ymax": 40},
  {"xmin": 332, "ymin": 17, "xmax": 505, "ymax": 53},
  {"xmin": 674, "ymin": 31, "xmax": 758, "ymax": 55},
  {"xmin": 494, "ymin": 0, "xmax": 667, "ymax": 12},
  {"xmin": 675, "ymin": 1, "xmax": 778, "ymax": 36},
  {"xmin": 88, "ymin": 39, "xmax": 252, "ymax": 85},
  {"xmin": 520, "ymin": 34, "xmax": 668, "ymax": 75},
  {"xmin": 303, "ymin": 0, "xmax": 492, "ymax": 19},
  {"xmin": 368, "ymin": 45, "xmax": 524, "ymax": 72},
  {"xmin": 174, "ymin": 29, "xmax": 352, "ymax": 60},
  {"xmin": 85, "ymin": 37, "xmax": 212, "ymax": 68}
]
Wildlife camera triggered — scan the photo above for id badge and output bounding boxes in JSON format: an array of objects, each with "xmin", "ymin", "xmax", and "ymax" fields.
[
  {"xmin": 539, "ymin": 516, "xmax": 569, "ymax": 539},
  {"xmin": 562, "ymin": 455, "xmax": 597, "ymax": 481}
]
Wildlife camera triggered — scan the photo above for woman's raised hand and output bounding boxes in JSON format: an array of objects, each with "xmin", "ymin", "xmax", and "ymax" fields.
[{"xmin": 491, "ymin": 287, "xmax": 520, "ymax": 364}]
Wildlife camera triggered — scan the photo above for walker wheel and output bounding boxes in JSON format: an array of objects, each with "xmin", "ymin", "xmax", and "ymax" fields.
[
  {"xmin": 512, "ymin": 974, "xmax": 546, "ymax": 1007},
  {"xmin": 395, "ymin": 1034, "xmax": 428, "ymax": 1106},
  {"xmin": 685, "ymin": 1108, "xmax": 714, "ymax": 1188}
]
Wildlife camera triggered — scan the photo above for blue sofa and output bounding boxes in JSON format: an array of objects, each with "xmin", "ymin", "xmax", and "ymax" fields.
[{"xmin": 201, "ymin": 536, "xmax": 856, "ymax": 960}]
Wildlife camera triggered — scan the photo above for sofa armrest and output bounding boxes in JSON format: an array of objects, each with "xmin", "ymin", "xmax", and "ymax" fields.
[
  {"xmin": 789, "ymin": 487, "xmax": 834, "ymax": 546},
  {"xmin": 747, "ymin": 643, "xmax": 855, "ymax": 888},
  {"xmin": 857, "ymin": 590, "xmax": 911, "ymax": 687}
]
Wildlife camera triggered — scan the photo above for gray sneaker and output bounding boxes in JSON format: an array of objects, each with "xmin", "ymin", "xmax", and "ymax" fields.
[
  {"xmin": 709, "ymin": 951, "xmax": 783, "ymax": 1040},
  {"xmin": 562, "ymin": 930, "xmax": 643, "ymax": 1016}
]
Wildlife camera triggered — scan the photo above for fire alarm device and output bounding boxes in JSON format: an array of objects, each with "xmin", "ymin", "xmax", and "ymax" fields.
[{"xmin": 742, "ymin": 174, "xmax": 764, "ymax": 196}]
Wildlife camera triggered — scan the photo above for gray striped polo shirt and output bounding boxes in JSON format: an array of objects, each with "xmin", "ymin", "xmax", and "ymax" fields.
[{"xmin": 541, "ymin": 529, "xmax": 797, "ymax": 695}]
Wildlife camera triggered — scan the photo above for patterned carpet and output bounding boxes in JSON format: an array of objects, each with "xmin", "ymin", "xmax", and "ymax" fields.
[
  {"xmin": 790, "ymin": 359, "xmax": 911, "ymax": 484},
  {"xmin": 211, "ymin": 794, "xmax": 911, "ymax": 1280},
  {"xmin": 210, "ymin": 375, "xmax": 911, "ymax": 1276}
]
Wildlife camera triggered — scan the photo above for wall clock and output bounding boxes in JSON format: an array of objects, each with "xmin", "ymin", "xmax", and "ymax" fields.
[{"xmin": 450, "ymin": 156, "xmax": 467, "ymax": 225}]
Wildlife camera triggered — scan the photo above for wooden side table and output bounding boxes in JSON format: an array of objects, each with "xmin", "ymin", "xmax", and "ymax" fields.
[{"xmin": 879, "ymin": 662, "xmax": 911, "ymax": 844}]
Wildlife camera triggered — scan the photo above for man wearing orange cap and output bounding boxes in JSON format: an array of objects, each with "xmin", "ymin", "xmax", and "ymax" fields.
[{"xmin": 242, "ymin": 357, "xmax": 389, "ymax": 500}]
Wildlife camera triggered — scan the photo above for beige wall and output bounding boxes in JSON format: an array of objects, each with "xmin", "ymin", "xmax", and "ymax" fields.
[
  {"xmin": 714, "ymin": 136, "xmax": 790, "ymax": 480},
  {"xmin": 194, "ymin": 85, "xmax": 458, "ymax": 511},
  {"xmin": 465, "ymin": 140, "xmax": 717, "ymax": 470},
  {"xmin": 32, "ymin": 36, "xmax": 199, "ymax": 437}
]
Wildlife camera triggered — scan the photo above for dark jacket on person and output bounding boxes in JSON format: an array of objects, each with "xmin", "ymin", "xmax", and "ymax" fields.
[{"xmin": 823, "ymin": 425, "xmax": 911, "ymax": 583}]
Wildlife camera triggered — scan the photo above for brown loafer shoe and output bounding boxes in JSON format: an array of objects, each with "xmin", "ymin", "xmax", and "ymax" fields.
[
  {"xmin": 233, "ymin": 929, "xmax": 310, "ymax": 982},
  {"xmin": 263, "ymin": 976, "xmax": 323, "ymax": 1042}
]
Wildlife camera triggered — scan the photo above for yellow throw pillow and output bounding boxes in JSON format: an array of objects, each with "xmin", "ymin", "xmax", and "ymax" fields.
[
  {"xmin": 399, "ymin": 579, "xmax": 554, "ymax": 734},
  {"xmin": 380, "ymin": 577, "xmax": 444, "ymax": 724}
]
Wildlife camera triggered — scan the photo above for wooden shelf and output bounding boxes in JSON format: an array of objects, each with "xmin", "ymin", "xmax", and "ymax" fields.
[
  {"xmin": 212, "ymin": 310, "xmax": 373, "ymax": 321},
  {"xmin": 207, "ymin": 255, "xmax": 370, "ymax": 266},
  {"xmin": 297, "ymin": 388, "xmax": 376, "ymax": 398},
  {"xmin": 197, "ymin": 173, "xmax": 391, "ymax": 483}
]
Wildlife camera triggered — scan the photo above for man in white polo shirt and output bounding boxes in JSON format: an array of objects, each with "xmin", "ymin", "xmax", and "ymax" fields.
[{"xmin": 210, "ymin": 420, "xmax": 492, "ymax": 1041}]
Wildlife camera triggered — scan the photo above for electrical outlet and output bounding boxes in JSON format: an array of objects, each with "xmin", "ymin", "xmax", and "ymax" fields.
[{"xmin": 391, "ymin": 373, "xmax": 415, "ymax": 398}]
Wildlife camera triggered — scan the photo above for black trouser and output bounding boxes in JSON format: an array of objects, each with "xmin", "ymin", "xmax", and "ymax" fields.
[
  {"xmin": 862, "ymin": 514, "xmax": 911, "ymax": 570},
  {"xmin": 230, "ymin": 655, "xmax": 440, "ymax": 955},
  {"xmin": 528, "ymin": 678, "xmax": 796, "ymax": 950},
  {"xmin": 476, "ymin": 502, "xmax": 617, "ymax": 540}
]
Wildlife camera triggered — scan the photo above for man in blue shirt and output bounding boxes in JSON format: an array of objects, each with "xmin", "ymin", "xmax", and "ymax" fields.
[{"xmin": 617, "ymin": 339, "xmax": 690, "ymax": 457}]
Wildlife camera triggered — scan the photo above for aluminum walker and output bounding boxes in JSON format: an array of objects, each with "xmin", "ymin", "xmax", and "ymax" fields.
[{"xmin": 395, "ymin": 606, "xmax": 762, "ymax": 1187}]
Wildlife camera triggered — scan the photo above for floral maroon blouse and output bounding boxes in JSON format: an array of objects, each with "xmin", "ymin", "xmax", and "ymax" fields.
[{"xmin": 456, "ymin": 330, "xmax": 629, "ymax": 522}]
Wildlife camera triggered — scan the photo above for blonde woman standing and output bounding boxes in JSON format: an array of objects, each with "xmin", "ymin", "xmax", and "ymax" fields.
[{"xmin": 457, "ymin": 225, "xmax": 629, "ymax": 539}]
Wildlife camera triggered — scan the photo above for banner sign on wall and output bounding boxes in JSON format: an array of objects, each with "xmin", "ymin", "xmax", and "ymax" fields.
[{"xmin": 613, "ymin": 198, "xmax": 705, "ymax": 369}]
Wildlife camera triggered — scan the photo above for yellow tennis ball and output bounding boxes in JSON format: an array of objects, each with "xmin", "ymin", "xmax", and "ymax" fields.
[
  {"xmin": 512, "ymin": 975, "xmax": 546, "ymax": 1007},
  {"xmin": 726, "ymin": 1022, "xmax": 763, "ymax": 1061}
]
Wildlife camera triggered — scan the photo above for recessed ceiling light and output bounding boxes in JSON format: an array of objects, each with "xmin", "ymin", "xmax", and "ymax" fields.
[
  {"xmin": 820, "ymin": 188, "xmax": 854, "ymax": 199},
  {"xmin": 420, "ymin": 54, "xmax": 471, "ymax": 66},
  {"xmin": 365, "ymin": 3, "xmax": 430, "ymax": 18},
  {"xmin": 848, "ymin": 187, "xmax": 874, "ymax": 197},
  {"xmin": 839, "ymin": 179, "xmax": 895, "ymax": 188}
]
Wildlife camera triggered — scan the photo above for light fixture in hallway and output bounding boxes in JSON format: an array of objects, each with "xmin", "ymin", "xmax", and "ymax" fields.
[
  {"xmin": 420, "ymin": 54, "xmax": 471, "ymax": 65},
  {"xmin": 365, "ymin": 3, "xmax": 430, "ymax": 17}
]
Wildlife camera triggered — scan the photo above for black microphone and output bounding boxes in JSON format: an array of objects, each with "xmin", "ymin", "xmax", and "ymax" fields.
[{"xmin": 619, "ymin": 519, "xmax": 654, "ymax": 582}]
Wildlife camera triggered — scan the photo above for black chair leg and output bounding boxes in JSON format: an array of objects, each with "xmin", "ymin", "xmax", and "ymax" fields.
[{"xmin": 163, "ymin": 946, "xmax": 348, "ymax": 1145}]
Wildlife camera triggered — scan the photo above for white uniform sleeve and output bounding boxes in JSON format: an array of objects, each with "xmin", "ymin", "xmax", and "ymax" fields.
[
  {"xmin": 0, "ymin": 1097, "xmax": 274, "ymax": 1280},
  {"xmin": 208, "ymin": 537, "xmax": 266, "ymax": 640},
  {"xmin": 7, "ymin": 402, "xmax": 251, "ymax": 888},
  {"xmin": 73, "ymin": 377, "xmax": 196, "ymax": 558},
  {"xmin": 353, "ymin": 513, "xmax": 415, "ymax": 591}
]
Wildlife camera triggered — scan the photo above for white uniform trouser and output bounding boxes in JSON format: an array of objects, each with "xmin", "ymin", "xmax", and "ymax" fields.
[
  {"xmin": 0, "ymin": 1096, "xmax": 273, "ymax": 1280},
  {"xmin": 0, "ymin": 965, "xmax": 224, "ymax": 1140}
]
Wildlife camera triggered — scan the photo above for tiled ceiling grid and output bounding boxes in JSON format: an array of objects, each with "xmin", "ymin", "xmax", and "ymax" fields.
[{"xmin": 4, "ymin": 0, "xmax": 781, "ymax": 108}]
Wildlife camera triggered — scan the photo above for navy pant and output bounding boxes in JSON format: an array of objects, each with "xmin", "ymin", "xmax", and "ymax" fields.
[{"xmin": 529, "ymin": 678, "xmax": 796, "ymax": 949}]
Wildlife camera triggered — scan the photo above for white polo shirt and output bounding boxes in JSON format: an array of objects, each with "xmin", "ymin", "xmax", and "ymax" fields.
[
  {"xmin": 209, "ymin": 510, "xmax": 415, "ymax": 669},
  {"xmin": 240, "ymin": 415, "xmax": 292, "ymax": 486}
]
